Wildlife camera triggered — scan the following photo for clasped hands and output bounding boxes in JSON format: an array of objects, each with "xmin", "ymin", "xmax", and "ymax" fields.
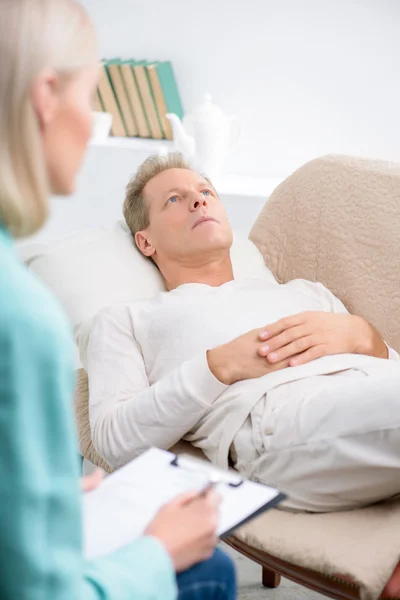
[
  {"xmin": 207, "ymin": 311, "xmax": 387, "ymax": 385},
  {"xmin": 258, "ymin": 311, "xmax": 387, "ymax": 366}
]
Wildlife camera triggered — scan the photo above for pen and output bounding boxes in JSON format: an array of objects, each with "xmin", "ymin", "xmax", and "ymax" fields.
[{"xmin": 198, "ymin": 480, "xmax": 218, "ymax": 498}]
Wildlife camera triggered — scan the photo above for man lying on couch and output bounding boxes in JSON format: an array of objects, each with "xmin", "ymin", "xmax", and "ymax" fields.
[{"xmin": 88, "ymin": 153, "xmax": 400, "ymax": 513}]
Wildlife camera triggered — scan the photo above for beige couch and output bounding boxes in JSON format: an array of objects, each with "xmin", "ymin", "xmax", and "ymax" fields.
[{"xmin": 75, "ymin": 154, "xmax": 400, "ymax": 600}]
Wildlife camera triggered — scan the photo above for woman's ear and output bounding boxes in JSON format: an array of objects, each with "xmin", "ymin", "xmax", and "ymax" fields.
[
  {"xmin": 135, "ymin": 230, "xmax": 156, "ymax": 257},
  {"xmin": 30, "ymin": 68, "xmax": 59, "ymax": 130}
]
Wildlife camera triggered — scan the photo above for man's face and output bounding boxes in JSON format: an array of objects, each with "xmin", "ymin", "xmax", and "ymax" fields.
[{"xmin": 137, "ymin": 168, "xmax": 233, "ymax": 264}]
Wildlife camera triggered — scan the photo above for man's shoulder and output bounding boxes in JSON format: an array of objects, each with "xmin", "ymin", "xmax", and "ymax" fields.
[
  {"xmin": 283, "ymin": 278, "xmax": 325, "ymax": 294},
  {"xmin": 93, "ymin": 291, "xmax": 169, "ymax": 329},
  {"xmin": 282, "ymin": 278, "xmax": 340, "ymax": 311}
]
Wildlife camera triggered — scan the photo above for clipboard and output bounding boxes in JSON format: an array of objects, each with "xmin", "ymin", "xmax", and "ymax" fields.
[
  {"xmin": 170, "ymin": 454, "xmax": 244, "ymax": 487},
  {"xmin": 170, "ymin": 453, "xmax": 286, "ymax": 538},
  {"xmin": 83, "ymin": 448, "xmax": 286, "ymax": 559}
]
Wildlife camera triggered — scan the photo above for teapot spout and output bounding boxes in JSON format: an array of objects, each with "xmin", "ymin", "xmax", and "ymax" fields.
[{"xmin": 166, "ymin": 113, "xmax": 196, "ymax": 161}]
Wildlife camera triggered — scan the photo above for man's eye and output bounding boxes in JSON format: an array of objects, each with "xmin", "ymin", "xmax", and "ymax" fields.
[
  {"xmin": 201, "ymin": 190, "xmax": 212, "ymax": 196},
  {"xmin": 167, "ymin": 196, "xmax": 179, "ymax": 204}
]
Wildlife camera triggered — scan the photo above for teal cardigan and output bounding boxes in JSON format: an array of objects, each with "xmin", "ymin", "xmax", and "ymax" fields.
[{"xmin": 0, "ymin": 223, "xmax": 177, "ymax": 600}]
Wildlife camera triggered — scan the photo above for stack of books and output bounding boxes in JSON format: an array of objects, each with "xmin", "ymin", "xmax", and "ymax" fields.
[{"xmin": 93, "ymin": 59, "xmax": 184, "ymax": 140}]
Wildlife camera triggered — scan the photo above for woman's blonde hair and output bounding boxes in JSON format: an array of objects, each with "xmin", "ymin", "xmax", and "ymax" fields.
[{"xmin": 0, "ymin": 0, "xmax": 97, "ymax": 238}]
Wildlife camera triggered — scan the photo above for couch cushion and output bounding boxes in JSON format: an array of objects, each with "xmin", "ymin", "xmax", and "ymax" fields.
[
  {"xmin": 250, "ymin": 154, "xmax": 400, "ymax": 352},
  {"xmin": 234, "ymin": 498, "xmax": 400, "ymax": 600}
]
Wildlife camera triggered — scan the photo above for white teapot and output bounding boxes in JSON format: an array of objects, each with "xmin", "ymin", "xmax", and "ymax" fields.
[{"xmin": 166, "ymin": 94, "xmax": 241, "ymax": 179}]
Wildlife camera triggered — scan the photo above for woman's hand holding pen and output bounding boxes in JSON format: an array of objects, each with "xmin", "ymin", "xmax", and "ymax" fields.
[
  {"xmin": 144, "ymin": 485, "xmax": 221, "ymax": 572},
  {"xmin": 81, "ymin": 469, "xmax": 104, "ymax": 493}
]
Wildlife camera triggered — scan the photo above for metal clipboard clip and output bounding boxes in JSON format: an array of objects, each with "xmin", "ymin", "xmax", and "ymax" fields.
[{"xmin": 170, "ymin": 454, "xmax": 243, "ymax": 488}]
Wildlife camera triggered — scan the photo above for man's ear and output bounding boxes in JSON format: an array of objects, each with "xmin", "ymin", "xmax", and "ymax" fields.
[
  {"xmin": 135, "ymin": 230, "xmax": 156, "ymax": 258},
  {"xmin": 31, "ymin": 68, "xmax": 59, "ymax": 131}
]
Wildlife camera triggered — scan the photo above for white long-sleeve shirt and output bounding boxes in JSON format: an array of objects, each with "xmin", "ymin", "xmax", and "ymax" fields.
[{"xmin": 87, "ymin": 279, "xmax": 399, "ymax": 468}]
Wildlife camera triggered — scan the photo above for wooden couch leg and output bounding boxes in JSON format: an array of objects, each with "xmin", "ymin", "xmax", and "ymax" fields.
[{"xmin": 262, "ymin": 566, "xmax": 281, "ymax": 588}]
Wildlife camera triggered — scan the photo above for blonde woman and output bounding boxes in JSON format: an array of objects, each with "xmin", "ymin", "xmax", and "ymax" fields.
[{"xmin": 0, "ymin": 1, "xmax": 236, "ymax": 599}]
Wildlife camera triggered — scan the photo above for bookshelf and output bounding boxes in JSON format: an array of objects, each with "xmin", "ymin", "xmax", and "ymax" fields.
[
  {"xmin": 96, "ymin": 58, "xmax": 183, "ymax": 141},
  {"xmin": 90, "ymin": 136, "xmax": 173, "ymax": 152}
]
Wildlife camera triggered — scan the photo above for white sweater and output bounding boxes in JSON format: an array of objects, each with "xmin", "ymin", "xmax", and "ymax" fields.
[{"xmin": 88, "ymin": 279, "xmax": 399, "ymax": 468}]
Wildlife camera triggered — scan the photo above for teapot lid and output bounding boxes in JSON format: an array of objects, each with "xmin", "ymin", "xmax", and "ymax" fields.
[{"xmin": 190, "ymin": 94, "xmax": 225, "ymax": 118}]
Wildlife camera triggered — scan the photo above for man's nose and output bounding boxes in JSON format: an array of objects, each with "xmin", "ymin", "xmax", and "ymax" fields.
[{"xmin": 189, "ymin": 192, "xmax": 207, "ymax": 211}]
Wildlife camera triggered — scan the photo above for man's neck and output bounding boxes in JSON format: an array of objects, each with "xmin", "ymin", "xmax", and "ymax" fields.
[{"xmin": 161, "ymin": 253, "xmax": 234, "ymax": 290}]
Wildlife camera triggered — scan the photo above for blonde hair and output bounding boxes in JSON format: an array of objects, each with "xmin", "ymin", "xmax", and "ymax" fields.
[
  {"xmin": 124, "ymin": 152, "xmax": 211, "ymax": 239},
  {"xmin": 0, "ymin": 0, "xmax": 97, "ymax": 238}
]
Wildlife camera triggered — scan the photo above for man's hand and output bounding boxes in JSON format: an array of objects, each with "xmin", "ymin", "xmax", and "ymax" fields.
[
  {"xmin": 258, "ymin": 311, "xmax": 388, "ymax": 367},
  {"xmin": 207, "ymin": 328, "xmax": 290, "ymax": 385}
]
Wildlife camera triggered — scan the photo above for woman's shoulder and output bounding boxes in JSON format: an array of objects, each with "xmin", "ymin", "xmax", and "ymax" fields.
[{"xmin": 0, "ymin": 245, "xmax": 72, "ymax": 351}]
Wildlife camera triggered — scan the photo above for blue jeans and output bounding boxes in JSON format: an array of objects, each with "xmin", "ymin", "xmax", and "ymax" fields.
[{"xmin": 176, "ymin": 548, "xmax": 237, "ymax": 600}]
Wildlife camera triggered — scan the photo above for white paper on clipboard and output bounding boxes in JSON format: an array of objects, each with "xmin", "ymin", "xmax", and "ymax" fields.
[{"xmin": 83, "ymin": 447, "xmax": 285, "ymax": 560}]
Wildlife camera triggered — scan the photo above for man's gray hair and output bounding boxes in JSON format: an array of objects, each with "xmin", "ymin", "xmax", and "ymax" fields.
[{"xmin": 123, "ymin": 152, "xmax": 212, "ymax": 239}]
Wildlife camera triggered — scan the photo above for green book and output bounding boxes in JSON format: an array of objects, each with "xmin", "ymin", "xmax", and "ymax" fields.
[
  {"xmin": 97, "ymin": 60, "xmax": 126, "ymax": 137},
  {"xmin": 155, "ymin": 61, "xmax": 184, "ymax": 118},
  {"xmin": 132, "ymin": 60, "xmax": 163, "ymax": 139},
  {"xmin": 107, "ymin": 59, "xmax": 140, "ymax": 136},
  {"xmin": 143, "ymin": 61, "xmax": 165, "ymax": 136},
  {"xmin": 92, "ymin": 89, "xmax": 104, "ymax": 113},
  {"xmin": 146, "ymin": 61, "xmax": 184, "ymax": 140},
  {"xmin": 104, "ymin": 59, "xmax": 129, "ymax": 136},
  {"xmin": 120, "ymin": 60, "xmax": 151, "ymax": 138}
]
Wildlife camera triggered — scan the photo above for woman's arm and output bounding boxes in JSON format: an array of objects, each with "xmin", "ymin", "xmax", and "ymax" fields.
[
  {"xmin": 0, "ymin": 290, "xmax": 176, "ymax": 600},
  {"xmin": 83, "ymin": 538, "xmax": 177, "ymax": 600}
]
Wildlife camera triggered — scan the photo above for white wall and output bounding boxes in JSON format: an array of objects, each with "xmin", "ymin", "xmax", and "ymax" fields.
[{"xmin": 81, "ymin": 0, "xmax": 400, "ymax": 178}]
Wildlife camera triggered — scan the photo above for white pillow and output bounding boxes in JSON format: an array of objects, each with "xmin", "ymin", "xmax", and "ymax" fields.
[{"xmin": 22, "ymin": 221, "xmax": 277, "ymax": 366}]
